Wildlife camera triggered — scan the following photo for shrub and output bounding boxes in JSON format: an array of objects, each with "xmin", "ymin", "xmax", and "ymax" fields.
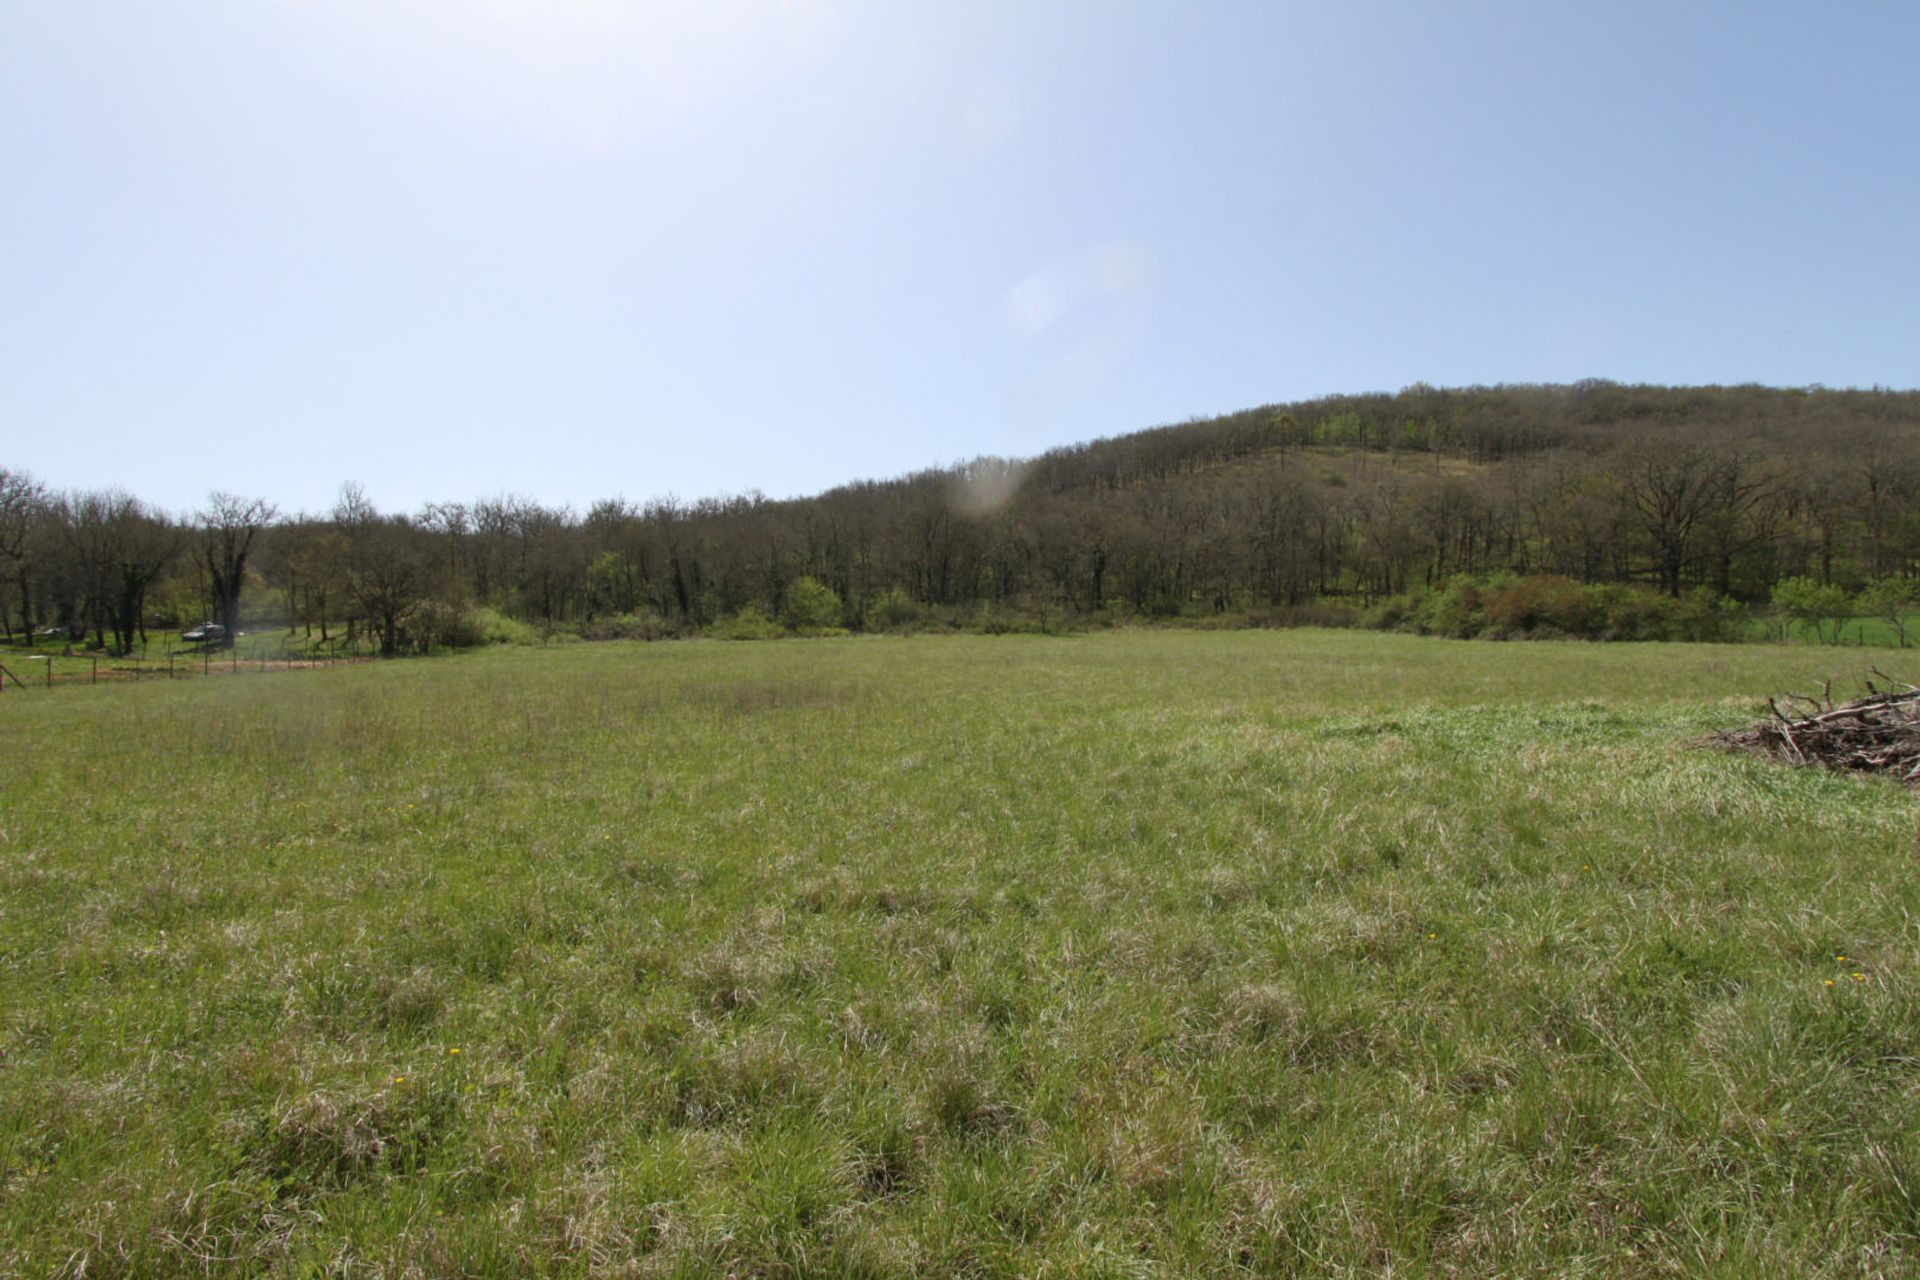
[
  {"xmin": 1771, "ymin": 576, "xmax": 1854, "ymax": 644},
  {"xmin": 719, "ymin": 605, "xmax": 786, "ymax": 641},
  {"xmin": 1257, "ymin": 602, "xmax": 1361, "ymax": 630},
  {"xmin": 398, "ymin": 600, "xmax": 482, "ymax": 652},
  {"xmin": 471, "ymin": 607, "xmax": 543, "ymax": 646},
  {"xmin": 1365, "ymin": 591, "xmax": 1423, "ymax": 632},
  {"xmin": 868, "ymin": 587, "xmax": 922, "ymax": 631},
  {"xmin": 435, "ymin": 606, "xmax": 489, "ymax": 650},
  {"xmin": 783, "ymin": 577, "xmax": 844, "ymax": 632},
  {"xmin": 1860, "ymin": 576, "xmax": 1919, "ymax": 647},
  {"xmin": 1485, "ymin": 575, "xmax": 1599, "ymax": 637},
  {"xmin": 1670, "ymin": 587, "xmax": 1745, "ymax": 643},
  {"xmin": 1368, "ymin": 575, "xmax": 1755, "ymax": 643},
  {"xmin": 577, "ymin": 610, "xmax": 672, "ymax": 642},
  {"xmin": 964, "ymin": 603, "xmax": 1067, "ymax": 635},
  {"xmin": 1585, "ymin": 584, "xmax": 1666, "ymax": 641},
  {"xmin": 1413, "ymin": 578, "xmax": 1491, "ymax": 638}
]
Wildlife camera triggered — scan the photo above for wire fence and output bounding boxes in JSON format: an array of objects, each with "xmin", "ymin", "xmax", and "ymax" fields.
[{"xmin": 0, "ymin": 637, "xmax": 373, "ymax": 693}]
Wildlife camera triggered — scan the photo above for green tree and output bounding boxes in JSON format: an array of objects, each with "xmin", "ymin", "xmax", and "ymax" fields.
[
  {"xmin": 783, "ymin": 576, "xmax": 843, "ymax": 631},
  {"xmin": 1771, "ymin": 575, "xmax": 1853, "ymax": 644},
  {"xmin": 1859, "ymin": 575, "xmax": 1918, "ymax": 647}
]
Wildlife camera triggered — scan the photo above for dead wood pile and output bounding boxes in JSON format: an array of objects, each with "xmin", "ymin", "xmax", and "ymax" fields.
[{"xmin": 1698, "ymin": 672, "xmax": 1920, "ymax": 786}]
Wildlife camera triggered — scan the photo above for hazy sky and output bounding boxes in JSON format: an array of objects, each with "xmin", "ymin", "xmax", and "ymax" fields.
[{"xmin": 4, "ymin": 2, "xmax": 1916, "ymax": 516}]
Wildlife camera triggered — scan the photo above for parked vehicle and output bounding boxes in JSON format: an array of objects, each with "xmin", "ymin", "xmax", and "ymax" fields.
[{"xmin": 181, "ymin": 622, "xmax": 228, "ymax": 644}]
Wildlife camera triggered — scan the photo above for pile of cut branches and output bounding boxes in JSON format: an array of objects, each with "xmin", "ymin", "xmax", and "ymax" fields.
[{"xmin": 1698, "ymin": 671, "xmax": 1920, "ymax": 786}]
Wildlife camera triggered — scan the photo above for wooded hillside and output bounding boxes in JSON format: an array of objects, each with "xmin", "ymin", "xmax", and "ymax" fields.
[{"xmin": 5, "ymin": 382, "xmax": 1918, "ymax": 651}]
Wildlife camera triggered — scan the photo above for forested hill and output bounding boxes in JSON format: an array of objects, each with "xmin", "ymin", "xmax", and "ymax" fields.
[{"xmin": 5, "ymin": 382, "xmax": 1920, "ymax": 652}]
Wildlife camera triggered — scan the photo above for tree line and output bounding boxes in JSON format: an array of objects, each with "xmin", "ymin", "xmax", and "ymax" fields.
[{"xmin": 4, "ymin": 382, "xmax": 1918, "ymax": 654}]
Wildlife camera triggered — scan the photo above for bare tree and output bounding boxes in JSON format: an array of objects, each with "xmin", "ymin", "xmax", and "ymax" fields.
[
  {"xmin": 108, "ymin": 501, "xmax": 181, "ymax": 654},
  {"xmin": 1618, "ymin": 440, "xmax": 1726, "ymax": 598},
  {"xmin": 336, "ymin": 485, "xmax": 427, "ymax": 656},
  {"xmin": 0, "ymin": 468, "xmax": 49, "ymax": 640},
  {"xmin": 199, "ymin": 493, "xmax": 277, "ymax": 641}
]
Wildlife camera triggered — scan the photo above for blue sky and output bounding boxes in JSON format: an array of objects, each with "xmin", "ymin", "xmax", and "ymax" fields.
[{"xmin": 3, "ymin": 1, "xmax": 1915, "ymax": 516}]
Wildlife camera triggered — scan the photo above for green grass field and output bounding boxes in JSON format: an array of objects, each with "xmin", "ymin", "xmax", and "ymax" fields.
[
  {"xmin": 1736, "ymin": 614, "xmax": 1920, "ymax": 649},
  {"xmin": 3, "ymin": 632, "xmax": 1918, "ymax": 1277}
]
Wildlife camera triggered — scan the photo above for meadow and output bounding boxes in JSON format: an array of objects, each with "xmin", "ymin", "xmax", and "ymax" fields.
[{"xmin": 2, "ymin": 631, "xmax": 1917, "ymax": 1278}]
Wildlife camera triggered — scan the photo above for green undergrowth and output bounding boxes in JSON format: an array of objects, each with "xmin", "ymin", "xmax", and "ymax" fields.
[{"xmin": 1, "ymin": 632, "xmax": 1917, "ymax": 1277}]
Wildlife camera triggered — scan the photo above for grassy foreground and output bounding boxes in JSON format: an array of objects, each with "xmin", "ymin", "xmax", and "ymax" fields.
[{"xmin": 2, "ymin": 632, "xmax": 1917, "ymax": 1278}]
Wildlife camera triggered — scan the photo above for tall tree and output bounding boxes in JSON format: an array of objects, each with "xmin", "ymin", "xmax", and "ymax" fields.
[
  {"xmin": 1617, "ymin": 441, "xmax": 1725, "ymax": 597},
  {"xmin": 0, "ymin": 469, "xmax": 49, "ymax": 640},
  {"xmin": 60, "ymin": 490, "xmax": 121, "ymax": 649},
  {"xmin": 199, "ymin": 493, "xmax": 277, "ymax": 641},
  {"xmin": 108, "ymin": 501, "xmax": 181, "ymax": 654},
  {"xmin": 337, "ymin": 485, "xmax": 427, "ymax": 656}
]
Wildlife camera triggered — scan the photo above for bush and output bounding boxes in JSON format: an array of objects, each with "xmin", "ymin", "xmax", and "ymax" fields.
[
  {"xmin": 1584, "ymin": 584, "xmax": 1664, "ymax": 641},
  {"xmin": 783, "ymin": 577, "xmax": 844, "ymax": 632},
  {"xmin": 1255, "ymin": 602, "xmax": 1361, "ymax": 630},
  {"xmin": 1369, "ymin": 575, "xmax": 1753, "ymax": 643},
  {"xmin": 867, "ymin": 587, "xmax": 922, "ymax": 631},
  {"xmin": 1413, "ymin": 578, "xmax": 1492, "ymax": 638},
  {"xmin": 1484, "ymin": 575, "xmax": 1599, "ymax": 637},
  {"xmin": 1669, "ymin": 587, "xmax": 1745, "ymax": 643},
  {"xmin": 471, "ymin": 607, "xmax": 543, "ymax": 647},
  {"xmin": 393, "ymin": 600, "xmax": 493, "ymax": 652},
  {"xmin": 577, "ymin": 610, "xmax": 672, "ymax": 642},
  {"xmin": 429, "ymin": 603, "xmax": 489, "ymax": 650},
  {"xmin": 1860, "ymin": 576, "xmax": 1918, "ymax": 647},
  {"xmin": 1771, "ymin": 576, "xmax": 1854, "ymax": 644},
  {"xmin": 1365, "ymin": 592, "xmax": 1422, "ymax": 632},
  {"xmin": 960, "ymin": 602, "xmax": 1080, "ymax": 635},
  {"xmin": 719, "ymin": 605, "xmax": 786, "ymax": 641},
  {"xmin": 1178, "ymin": 611, "xmax": 1261, "ymax": 631}
]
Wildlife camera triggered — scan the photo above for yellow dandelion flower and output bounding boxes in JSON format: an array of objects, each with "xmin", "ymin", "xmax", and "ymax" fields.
[
  {"xmin": 1824, "ymin": 979, "xmax": 1835, "ymax": 987},
  {"xmin": 1428, "ymin": 933, "xmax": 1437, "ymax": 939},
  {"xmin": 1836, "ymin": 955, "xmax": 1847, "ymax": 962},
  {"xmin": 448, "ymin": 1048, "xmax": 461, "ymax": 1055},
  {"xmin": 393, "ymin": 1075, "xmax": 406, "ymax": 1083},
  {"xmin": 1853, "ymin": 973, "xmax": 1866, "ymax": 982}
]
